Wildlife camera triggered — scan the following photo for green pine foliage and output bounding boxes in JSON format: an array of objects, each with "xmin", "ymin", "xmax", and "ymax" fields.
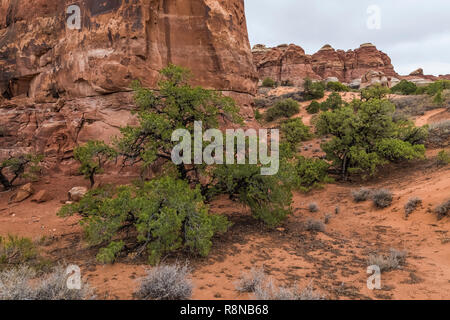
[
  {"xmin": 321, "ymin": 92, "xmax": 345, "ymax": 111},
  {"xmin": 262, "ymin": 78, "xmax": 277, "ymax": 88},
  {"xmin": 433, "ymin": 90, "xmax": 444, "ymax": 106},
  {"xmin": 424, "ymin": 80, "xmax": 450, "ymax": 96},
  {"xmin": 303, "ymin": 78, "xmax": 325, "ymax": 101},
  {"xmin": 117, "ymin": 64, "xmax": 242, "ymax": 179},
  {"xmin": 74, "ymin": 140, "xmax": 117, "ymax": 187},
  {"xmin": 210, "ymin": 164, "xmax": 293, "ymax": 227},
  {"xmin": 265, "ymin": 98, "xmax": 300, "ymax": 121},
  {"xmin": 280, "ymin": 118, "xmax": 312, "ymax": 151},
  {"xmin": 306, "ymin": 101, "xmax": 321, "ymax": 114},
  {"xmin": 58, "ymin": 177, "xmax": 231, "ymax": 265},
  {"xmin": 315, "ymin": 98, "xmax": 426, "ymax": 178},
  {"xmin": 0, "ymin": 154, "xmax": 42, "ymax": 190},
  {"xmin": 326, "ymin": 81, "xmax": 350, "ymax": 92},
  {"xmin": 437, "ymin": 150, "xmax": 450, "ymax": 166},
  {"xmin": 390, "ymin": 80, "xmax": 417, "ymax": 95},
  {"xmin": 293, "ymin": 156, "xmax": 332, "ymax": 192},
  {"xmin": 360, "ymin": 85, "xmax": 390, "ymax": 101}
]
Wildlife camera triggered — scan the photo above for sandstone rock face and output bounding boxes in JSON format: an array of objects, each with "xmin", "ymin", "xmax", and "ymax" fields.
[
  {"xmin": 0, "ymin": 92, "xmax": 137, "ymax": 164},
  {"xmin": 68, "ymin": 186, "xmax": 88, "ymax": 202},
  {"xmin": 252, "ymin": 44, "xmax": 320, "ymax": 86},
  {"xmin": 12, "ymin": 182, "xmax": 33, "ymax": 203},
  {"xmin": 341, "ymin": 43, "xmax": 398, "ymax": 82},
  {"xmin": 1, "ymin": 0, "xmax": 257, "ymax": 100},
  {"xmin": 360, "ymin": 70, "xmax": 389, "ymax": 89},
  {"xmin": 402, "ymin": 70, "xmax": 450, "ymax": 82},
  {"xmin": 410, "ymin": 68, "xmax": 424, "ymax": 77},
  {"xmin": 0, "ymin": 0, "xmax": 257, "ymax": 164},
  {"xmin": 311, "ymin": 45, "xmax": 346, "ymax": 81},
  {"xmin": 253, "ymin": 43, "xmax": 399, "ymax": 85},
  {"xmin": 31, "ymin": 189, "xmax": 53, "ymax": 203}
]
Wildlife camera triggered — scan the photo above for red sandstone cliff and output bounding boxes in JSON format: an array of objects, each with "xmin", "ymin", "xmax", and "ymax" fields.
[
  {"xmin": 253, "ymin": 43, "xmax": 398, "ymax": 85},
  {"xmin": 252, "ymin": 44, "xmax": 320, "ymax": 86},
  {"xmin": 0, "ymin": 0, "xmax": 257, "ymax": 164}
]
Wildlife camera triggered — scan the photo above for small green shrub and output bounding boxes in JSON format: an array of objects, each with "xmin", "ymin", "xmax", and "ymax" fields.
[
  {"xmin": 262, "ymin": 78, "xmax": 277, "ymax": 88},
  {"xmin": 59, "ymin": 177, "xmax": 231, "ymax": 265},
  {"xmin": 437, "ymin": 150, "xmax": 450, "ymax": 166},
  {"xmin": 0, "ymin": 235, "xmax": 37, "ymax": 268},
  {"xmin": 0, "ymin": 154, "xmax": 43, "ymax": 190},
  {"xmin": 303, "ymin": 78, "xmax": 325, "ymax": 101},
  {"xmin": 360, "ymin": 85, "xmax": 390, "ymax": 101},
  {"xmin": 211, "ymin": 164, "xmax": 293, "ymax": 227},
  {"xmin": 321, "ymin": 92, "xmax": 345, "ymax": 111},
  {"xmin": 326, "ymin": 81, "xmax": 350, "ymax": 92},
  {"xmin": 316, "ymin": 99, "xmax": 426, "ymax": 178},
  {"xmin": 306, "ymin": 101, "xmax": 321, "ymax": 114},
  {"xmin": 254, "ymin": 109, "xmax": 263, "ymax": 121},
  {"xmin": 390, "ymin": 80, "xmax": 417, "ymax": 95},
  {"xmin": 280, "ymin": 118, "xmax": 312, "ymax": 151},
  {"xmin": 423, "ymin": 80, "xmax": 450, "ymax": 96},
  {"xmin": 433, "ymin": 90, "xmax": 444, "ymax": 106},
  {"xmin": 293, "ymin": 157, "xmax": 331, "ymax": 192},
  {"xmin": 265, "ymin": 98, "xmax": 300, "ymax": 121},
  {"xmin": 74, "ymin": 140, "xmax": 117, "ymax": 188}
]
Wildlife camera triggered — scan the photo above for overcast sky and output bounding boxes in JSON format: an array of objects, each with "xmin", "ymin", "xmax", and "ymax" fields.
[{"xmin": 245, "ymin": 0, "xmax": 450, "ymax": 76}]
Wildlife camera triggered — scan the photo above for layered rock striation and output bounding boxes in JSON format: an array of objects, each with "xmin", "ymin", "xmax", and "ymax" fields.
[
  {"xmin": 0, "ymin": 0, "xmax": 258, "ymax": 164},
  {"xmin": 253, "ymin": 43, "xmax": 398, "ymax": 85}
]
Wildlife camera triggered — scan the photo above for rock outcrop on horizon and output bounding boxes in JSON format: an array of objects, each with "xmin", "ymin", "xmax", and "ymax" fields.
[
  {"xmin": 252, "ymin": 44, "xmax": 321, "ymax": 86},
  {"xmin": 252, "ymin": 42, "xmax": 450, "ymax": 88},
  {"xmin": 0, "ymin": 0, "xmax": 257, "ymax": 164},
  {"xmin": 253, "ymin": 43, "xmax": 398, "ymax": 85}
]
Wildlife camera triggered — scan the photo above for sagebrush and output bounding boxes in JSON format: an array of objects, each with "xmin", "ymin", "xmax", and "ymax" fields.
[
  {"xmin": 136, "ymin": 264, "xmax": 193, "ymax": 300},
  {"xmin": 0, "ymin": 266, "xmax": 93, "ymax": 300}
]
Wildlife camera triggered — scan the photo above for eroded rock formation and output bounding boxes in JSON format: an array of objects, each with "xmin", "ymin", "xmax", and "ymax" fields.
[
  {"xmin": 0, "ymin": 0, "xmax": 257, "ymax": 164},
  {"xmin": 253, "ymin": 43, "xmax": 399, "ymax": 85},
  {"xmin": 252, "ymin": 44, "xmax": 320, "ymax": 86}
]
